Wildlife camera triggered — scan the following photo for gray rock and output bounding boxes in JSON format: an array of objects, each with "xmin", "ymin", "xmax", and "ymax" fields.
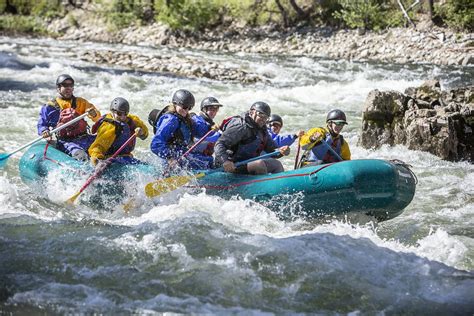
[{"xmin": 359, "ymin": 82, "xmax": 474, "ymax": 162}]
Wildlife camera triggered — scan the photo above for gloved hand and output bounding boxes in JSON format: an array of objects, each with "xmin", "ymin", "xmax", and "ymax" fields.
[
  {"xmin": 211, "ymin": 124, "xmax": 220, "ymax": 131},
  {"xmin": 135, "ymin": 127, "xmax": 146, "ymax": 140},
  {"xmin": 296, "ymin": 130, "xmax": 305, "ymax": 138},
  {"xmin": 72, "ymin": 149, "xmax": 89, "ymax": 162},
  {"xmin": 223, "ymin": 160, "xmax": 236, "ymax": 173},
  {"xmin": 87, "ymin": 108, "xmax": 98, "ymax": 118},
  {"xmin": 279, "ymin": 145, "xmax": 290, "ymax": 156},
  {"xmin": 309, "ymin": 132, "xmax": 323, "ymax": 144},
  {"xmin": 90, "ymin": 156, "xmax": 100, "ymax": 166},
  {"xmin": 41, "ymin": 130, "xmax": 51, "ymax": 139}
]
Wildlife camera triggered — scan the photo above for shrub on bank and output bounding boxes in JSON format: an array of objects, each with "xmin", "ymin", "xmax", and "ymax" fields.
[{"xmin": 0, "ymin": 0, "xmax": 471, "ymax": 34}]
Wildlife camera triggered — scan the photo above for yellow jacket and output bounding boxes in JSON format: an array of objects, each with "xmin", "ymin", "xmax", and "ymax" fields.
[
  {"xmin": 299, "ymin": 126, "xmax": 351, "ymax": 161},
  {"xmin": 88, "ymin": 113, "xmax": 148, "ymax": 160},
  {"xmin": 49, "ymin": 96, "xmax": 101, "ymax": 121}
]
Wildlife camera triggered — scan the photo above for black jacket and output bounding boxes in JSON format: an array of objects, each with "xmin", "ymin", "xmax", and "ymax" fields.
[{"xmin": 214, "ymin": 112, "xmax": 277, "ymax": 166}]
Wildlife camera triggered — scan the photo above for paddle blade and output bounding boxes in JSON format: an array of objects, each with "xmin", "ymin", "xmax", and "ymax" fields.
[
  {"xmin": 145, "ymin": 173, "xmax": 205, "ymax": 198},
  {"xmin": 66, "ymin": 191, "xmax": 81, "ymax": 205},
  {"xmin": 0, "ymin": 153, "xmax": 10, "ymax": 168}
]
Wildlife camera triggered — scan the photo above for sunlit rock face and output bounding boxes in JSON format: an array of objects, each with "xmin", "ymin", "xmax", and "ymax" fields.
[{"xmin": 359, "ymin": 80, "xmax": 474, "ymax": 162}]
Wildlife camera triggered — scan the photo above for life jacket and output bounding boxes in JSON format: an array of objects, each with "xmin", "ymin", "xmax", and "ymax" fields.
[
  {"xmin": 91, "ymin": 115, "xmax": 137, "ymax": 156},
  {"xmin": 52, "ymin": 97, "xmax": 88, "ymax": 139},
  {"xmin": 151, "ymin": 105, "xmax": 193, "ymax": 147},
  {"xmin": 307, "ymin": 131, "xmax": 344, "ymax": 163},
  {"xmin": 192, "ymin": 112, "xmax": 218, "ymax": 157},
  {"xmin": 222, "ymin": 115, "xmax": 268, "ymax": 162}
]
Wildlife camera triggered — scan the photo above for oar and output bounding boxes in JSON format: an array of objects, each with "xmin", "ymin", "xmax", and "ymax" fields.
[
  {"xmin": 145, "ymin": 150, "xmax": 281, "ymax": 198},
  {"xmin": 294, "ymin": 142, "xmax": 301, "ymax": 170},
  {"xmin": 66, "ymin": 131, "xmax": 139, "ymax": 204},
  {"xmin": 321, "ymin": 139, "xmax": 343, "ymax": 161},
  {"xmin": 0, "ymin": 111, "xmax": 91, "ymax": 168}
]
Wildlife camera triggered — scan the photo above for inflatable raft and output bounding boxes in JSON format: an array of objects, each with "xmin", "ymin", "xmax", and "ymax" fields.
[{"xmin": 19, "ymin": 142, "xmax": 417, "ymax": 221}]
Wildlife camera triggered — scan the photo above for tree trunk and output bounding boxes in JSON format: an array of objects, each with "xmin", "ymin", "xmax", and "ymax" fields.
[
  {"xmin": 274, "ymin": 0, "xmax": 289, "ymax": 27},
  {"xmin": 288, "ymin": 0, "xmax": 308, "ymax": 20},
  {"xmin": 427, "ymin": 0, "xmax": 434, "ymax": 20}
]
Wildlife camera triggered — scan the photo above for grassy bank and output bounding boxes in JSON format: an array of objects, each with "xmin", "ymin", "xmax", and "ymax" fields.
[{"xmin": 0, "ymin": 0, "xmax": 472, "ymax": 36}]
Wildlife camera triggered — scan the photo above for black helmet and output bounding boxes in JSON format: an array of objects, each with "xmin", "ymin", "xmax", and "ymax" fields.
[
  {"xmin": 148, "ymin": 109, "xmax": 160, "ymax": 127},
  {"xmin": 172, "ymin": 89, "xmax": 195, "ymax": 109},
  {"xmin": 268, "ymin": 114, "xmax": 283, "ymax": 126},
  {"xmin": 56, "ymin": 74, "xmax": 74, "ymax": 86},
  {"xmin": 326, "ymin": 109, "xmax": 348, "ymax": 124},
  {"xmin": 110, "ymin": 97, "xmax": 130, "ymax": 114},
  {"xmin": 250, "ymin": 101, "xmax": 271, "ymax": 117},
  {"xmin": 200, "ymin": 96, "xmax": 222, "ymax": 111}
]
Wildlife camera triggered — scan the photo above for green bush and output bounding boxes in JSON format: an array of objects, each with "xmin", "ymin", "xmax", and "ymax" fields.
[
  {"xmin": 0, "ymin": 14, "xmax": 48, "ymax": 34},
  {"xmin": 333, "ymin": 0, "xmax": 406, "ymax": 30},
  {"xmin": 154, "ymin": 0, "xmax": 223, "ymax": 31},
  {"xmin": 435, "ymin": 0, "xmax": 473, "ymax": 31}
]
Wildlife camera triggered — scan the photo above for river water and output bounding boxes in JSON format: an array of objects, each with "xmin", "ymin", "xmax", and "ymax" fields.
[{"xmin": 0, "ymin": 36, "xmax": 473, "ymax": 314}]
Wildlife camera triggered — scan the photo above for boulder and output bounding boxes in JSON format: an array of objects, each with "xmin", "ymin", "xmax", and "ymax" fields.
[{"xmin": 359, "ymin": 80, "xmax": 473, "ymax": 162}]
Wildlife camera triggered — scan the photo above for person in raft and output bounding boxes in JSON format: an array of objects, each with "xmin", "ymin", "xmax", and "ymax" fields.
[
  {"xmin": 188, "ymin": 96, "xmax": 224, "ymax": 169},
  {"xmin": 88, "ymin": 97, "xmax": 148, "ymax": 169},
  {"xmin": 214, "ymin": 101, "xmax": 290, "ymax": 175},
  {"xmin": 298, "ymin": 109, "xmax": 351, "ymax": 166},
  {"xmin": 267, "ymin": 114, "xmax": 304, "ymax": 147},
  {"xmin": 148, "ymin": 89, "xmax": 202, "ymax": 170},
  {"xmin": 37, "ymin": 74, "xmax": 101, "ymax": 161}
]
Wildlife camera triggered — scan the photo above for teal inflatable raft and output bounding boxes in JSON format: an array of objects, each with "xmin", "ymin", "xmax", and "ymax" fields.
[{"xmin": 19, "ymin": 142, "xmax": 417, "ymax": 221}]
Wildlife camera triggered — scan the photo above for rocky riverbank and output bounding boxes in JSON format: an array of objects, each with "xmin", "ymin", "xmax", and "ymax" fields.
[
  {"xmin": 43, "ymin": 10, "xmax": 473, "ymax": 83},
  {"xmin": 359, "ymin": 80, "xmax": 473, "ymax": 162}
]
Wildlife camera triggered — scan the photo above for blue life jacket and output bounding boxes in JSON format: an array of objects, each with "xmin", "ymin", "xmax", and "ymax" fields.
[
  {"xmin": 150, "ymin": 105, "xmax": 194, "ymax": 159},
  {"xmin": 191, "ymin": 112, "xmax": 220, "ymax": 157}
]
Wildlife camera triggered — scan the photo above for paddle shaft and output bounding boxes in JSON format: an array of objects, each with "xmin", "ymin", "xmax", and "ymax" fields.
[
  {"xmin": 321, "ymin": 139, "xmax": 343, "ymax": 161},
  {"xmin": 181, "ymin": 126, "xmax": 218, "ymax": 159},
  {"xmin": 205, "ymin": 150, "xmax": 281, "ymax": 175},
  {"xmin": 69, "ymin": 131, "xmax": 139, "ymax": 200},
  {"xmin": 1, "ymin": 111, "xmax": 91, "ymax": 161},
  {"xmin": 294, "ymin": 142, "xmax": 301, "ymax": 170}
]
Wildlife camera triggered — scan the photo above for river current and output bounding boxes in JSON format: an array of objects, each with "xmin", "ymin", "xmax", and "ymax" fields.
[{"xmin": 0, "ymin": 36, "xmax": 473, "ymax": 314}]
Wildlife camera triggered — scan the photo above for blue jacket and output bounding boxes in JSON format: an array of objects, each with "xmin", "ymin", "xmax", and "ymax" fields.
[
  {"xmin": 188, "ymin": 113, "xmax": 221, "ymax": 169},
  {"xmin": 150, "ymin": 112, "xmax": 195, "ymax": 160},
  {"xmin": 37, "ymin": 104, "xmax": 60, "ymax": 135},
  {"xmin": 268, "ymin": 129, "xmax": 297, "ymax": 147}
]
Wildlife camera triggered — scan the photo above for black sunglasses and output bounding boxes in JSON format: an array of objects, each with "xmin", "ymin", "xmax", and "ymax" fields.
[
  {"xmin": 112, "ymin": 109, "xmax": 127, "ymax": 116},
  {"xmin": 60, "ymin": 83, "xmax": 74, "ymax": 88}
]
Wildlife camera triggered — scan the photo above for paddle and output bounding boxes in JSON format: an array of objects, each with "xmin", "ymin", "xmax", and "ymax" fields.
[
  {"xmin": 66, "ymin": 130, "xmax": 139, "ymax": 204},
  {"xmin": 145, "ymin": 150, "xmax": 282, "ymax": 198},
  {"xmin": 0, "ymin": 111, "xmax": 91, "ymax": 168}
]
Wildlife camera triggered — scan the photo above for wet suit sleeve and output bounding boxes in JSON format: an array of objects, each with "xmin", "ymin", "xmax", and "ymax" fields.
[
  {"xmin": 150, "ymin": 114, "xmax": 180, "ymax": 159},
  {"xmin": 77, "ymin": 97, "xmax": 101, "ymax": 122},
  {"xmin": 214, "ymin": 120, "xmax": 246, "ymax": 165},
  {"xmin": 37, "ymin": 105, "xmax": 59, "ymax": 135},
  {"xmin": 88, "ymin": 122, "xmax": 116, "ymax": 160},
  {"xmin": 341, "ymin": 139, "xmax": 351, "ymax": 160},
  {"xmin": 129, "ymin": 114, "xmax": 149, "ymax": 140},
  {"xmin": 299, "ymin": 127, "xmax": 326, "ymax": 151}
]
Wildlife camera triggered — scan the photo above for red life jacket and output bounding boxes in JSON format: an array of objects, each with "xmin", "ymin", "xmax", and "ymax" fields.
[{"xmin": 56, "ymin": 107, "xmax": 88, "ymax": 139}]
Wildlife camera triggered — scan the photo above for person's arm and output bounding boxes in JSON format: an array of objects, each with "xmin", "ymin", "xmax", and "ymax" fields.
[
  {"xmin": 214, "ymin": 120, "xmax": 245, "ymax": 166},
  {"xmin": 37, "ymin": 105, "xmax": 59, "ymax": 137},
  {"xmin": 299, "ymin": 127, "xmax": 326, "ymax": 150},
  {"xmin": 150, "ymin": 115, "xmax": 179, "ymax": 159},
  {"xmin": 88, "ymin": 122, "xmax": 116, "ymax": 161},
  {"xmin": 129, "ymin": 114, "xmax": 149, "ymax": 140},
  {"xmin": 341, "ymin": 139, "xmax": 351, "ymax": 160},
  {"xmin": 78, "ymin": 98, "xmax": 101, "ymax": 121}
]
